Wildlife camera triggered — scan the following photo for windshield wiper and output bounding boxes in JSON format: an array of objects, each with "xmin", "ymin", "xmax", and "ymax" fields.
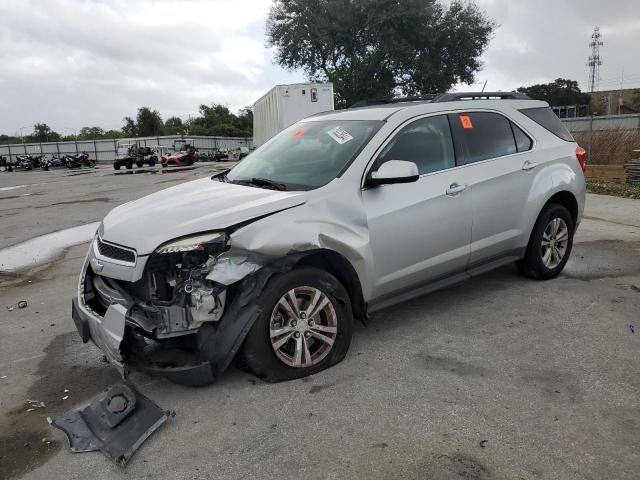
[{"xmin": 247, "ymin": 177, "xmax": 288, "ymax": 191}]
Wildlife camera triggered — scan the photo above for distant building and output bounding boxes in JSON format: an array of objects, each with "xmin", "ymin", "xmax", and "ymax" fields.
[{"xmin": 589, "ymin": 88, "xmax": 639, "ymax": 115}]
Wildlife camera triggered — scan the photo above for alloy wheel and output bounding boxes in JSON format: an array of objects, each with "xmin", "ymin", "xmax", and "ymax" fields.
[
  {"xmin": 269, "ymin": 286, "xmax": 338, "ymax": 368},
  {"xmin": 541, "ymin": 217, "xmax": 569, "ymax": 269}
]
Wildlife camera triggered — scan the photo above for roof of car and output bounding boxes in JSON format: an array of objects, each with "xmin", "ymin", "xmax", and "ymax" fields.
[{"xmin": 307, "ymin": 98, "xmax": 549, "ymax": 122}]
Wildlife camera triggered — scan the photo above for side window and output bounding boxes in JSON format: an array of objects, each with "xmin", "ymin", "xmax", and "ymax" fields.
[
  {"xmin": 511, "ymin": 122, "xmax": 533, "ymax": 152},
  {"xmin": 449, "ymin": 112, "xmax": 517, "ymax": 165},
  {"xmin": 375, "ymin": 115, "xmax": 455, "ymax": 175}
]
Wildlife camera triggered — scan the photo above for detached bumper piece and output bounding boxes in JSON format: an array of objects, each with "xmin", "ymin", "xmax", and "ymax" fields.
[{"xmin": 49, "ymin": 383, "xmax": 168, "ymax": 466}]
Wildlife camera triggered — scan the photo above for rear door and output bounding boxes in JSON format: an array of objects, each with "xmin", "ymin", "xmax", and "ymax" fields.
[{"xmin": 448, "ymin": 110, "xmax": 536, "ymax": 268}]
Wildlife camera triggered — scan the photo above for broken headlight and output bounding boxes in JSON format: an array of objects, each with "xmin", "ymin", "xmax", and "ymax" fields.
[{"xmin": 155, "ymin": 232, "xmax": 227, "ymax": 255}]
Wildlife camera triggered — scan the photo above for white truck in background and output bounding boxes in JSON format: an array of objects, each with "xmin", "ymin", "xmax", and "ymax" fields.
[{"xmin": 253, "ymin": 83, "xmax": 334, "ymax": 147}]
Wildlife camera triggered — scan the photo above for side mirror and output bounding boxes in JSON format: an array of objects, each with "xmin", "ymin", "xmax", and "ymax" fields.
[{"xmin": 367, "ymin": 160, "xmax": 419, "ymax": 187}]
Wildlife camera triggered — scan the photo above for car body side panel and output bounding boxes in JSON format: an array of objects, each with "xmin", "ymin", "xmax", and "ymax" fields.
[{"xmin": 219, "ymin": 183, "xmax": 378, "ymax": 301}]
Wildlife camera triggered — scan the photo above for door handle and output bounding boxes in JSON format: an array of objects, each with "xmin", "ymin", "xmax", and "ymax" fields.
[
  {"xmin": 446, "ymin": 182, "xmax": 467, "ymax": 196},
  {"xmin": 522, "ymin": 160, "xmax": 538, "ymax": 171}
]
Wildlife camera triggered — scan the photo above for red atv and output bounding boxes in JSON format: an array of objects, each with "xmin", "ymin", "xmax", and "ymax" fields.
[{"xmin": 161, "ymin": 139, "xmax": 198, "ymax": 167}]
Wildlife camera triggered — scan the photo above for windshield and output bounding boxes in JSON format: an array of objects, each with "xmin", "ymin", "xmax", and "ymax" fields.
[
  {"xmin": 116, "ymin": 147, "xmax": 129, "ymax": 155},
  {"xmin": 174, "ymin": 142, "xmax": 189, "ymax": 152},
  {"xmin": 227, "ymin": 120, "xmax": 382, "ymax": 190}
]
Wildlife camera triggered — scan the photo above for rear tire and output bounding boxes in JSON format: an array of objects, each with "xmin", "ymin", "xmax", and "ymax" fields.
[
  {"xmin": 241, "ymin": 267, "xmax": 353, "ymax": 382},
  {"xmin": 517, "ymin": 203, "xmax": 574, "ymax": 280}
]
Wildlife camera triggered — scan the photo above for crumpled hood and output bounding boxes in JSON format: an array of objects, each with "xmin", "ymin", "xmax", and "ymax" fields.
[{"xmin": 101, "ymin": 177, "xmax": 305, "ymax": 255}]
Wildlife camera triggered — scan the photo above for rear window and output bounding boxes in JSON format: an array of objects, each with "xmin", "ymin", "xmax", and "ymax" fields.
[
  {"xmin": 519, "ymin": 107, "xmax": 574, "ymax": 142},
  {"xmin": 449, "ymin": 112, "xmax": 517, "ymax": 165}
]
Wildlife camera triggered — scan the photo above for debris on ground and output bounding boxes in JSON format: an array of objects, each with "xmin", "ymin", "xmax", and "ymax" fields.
[
  {"xmin": 49, "ymin": 383, "xmax": 169, "ymax": 466},
  {"xmin": 6, "ymin": 300, "xmax": 28, "ymax": 311},
  {"xmin": 479, "ymin": 440, "xmax": 488, "ymax": 448},
  {"xmin": 26, "ymin": 399, "xmax": 46, "ymax": 410},
  {"xmin": 630, "ymin": 325, "xmax": 635, "ymax": 334}
]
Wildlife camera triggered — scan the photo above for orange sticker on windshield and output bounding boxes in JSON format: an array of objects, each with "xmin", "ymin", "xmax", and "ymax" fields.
[
  {"xmin": 292, "ymin": 129, "xmax": 305, "ymax": 138},
  {"xmin": 459, "ymin": 115, "xmax": 473, "ymax": 129}
]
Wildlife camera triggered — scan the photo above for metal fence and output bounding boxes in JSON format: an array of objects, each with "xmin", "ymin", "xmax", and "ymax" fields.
[
  {"xmin": 561, "ymin": 114, "xmax": 640, "ymax": 132},
  {"xmin": 0, "ymin": 135, "xmax": 253, "ymax": 163}
]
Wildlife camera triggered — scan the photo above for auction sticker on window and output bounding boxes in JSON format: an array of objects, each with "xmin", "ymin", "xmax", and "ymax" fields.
[{"xmin": 327, "ymin": 126, "xmax": 353, "ymax": 144}]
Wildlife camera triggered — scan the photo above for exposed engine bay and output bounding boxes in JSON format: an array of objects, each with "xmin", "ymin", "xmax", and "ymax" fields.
[{"xmin": 84, "ymin": 233, "xmax": 229, "ymax": 340}]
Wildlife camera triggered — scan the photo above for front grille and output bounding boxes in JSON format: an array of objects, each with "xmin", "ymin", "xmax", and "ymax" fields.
[{"xmin": 97, "ymin": 238, "xmax": 136, "ymax": 263}]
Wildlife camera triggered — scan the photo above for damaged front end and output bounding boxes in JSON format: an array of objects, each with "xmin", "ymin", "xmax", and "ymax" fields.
[{"xmin": 73, "ymin": 231, "xmax": 259, "ymax": 386}]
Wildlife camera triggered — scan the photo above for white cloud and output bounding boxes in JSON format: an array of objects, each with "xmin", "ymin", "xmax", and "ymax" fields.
[
  {"xmin": 1, "ymin": 0, "xmax": 638, "ymax": 135},
  {"xmin": 0, "ymin": 0, "xmax": 303, "ymax": 133}
]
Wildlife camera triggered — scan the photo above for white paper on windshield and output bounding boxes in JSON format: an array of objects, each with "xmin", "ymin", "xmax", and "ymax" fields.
[{"xmin": 327, "ymin": 126, "xmax": 353, "ymax": 145}]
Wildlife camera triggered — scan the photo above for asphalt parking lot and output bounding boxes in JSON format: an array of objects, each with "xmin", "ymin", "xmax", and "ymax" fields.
[{"xmin": 1, "ymin": 165, "xmax": 639, "ymax": 480}]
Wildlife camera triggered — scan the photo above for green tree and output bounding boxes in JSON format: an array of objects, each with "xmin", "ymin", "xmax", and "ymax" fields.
[
  {"xmin": 233, "ymin": 107, "xmax": 253, "ymax": 136},
  {"xmin": 189, "ymin": 104, "xmax": 247, "ymax": 136},
  {"xmin": 517, "ymin": 79, "xmax": 590, "ymax": 107},
  {"xmin": 31, "ymin": 123, "xmax": 61, "ymax": 142},
  {"xmin": 103, "ymin": 130, "xmax": 123, "ymax": 139},
  {"xmin": 164, "ymin": 116, "xmax": 184, "ymax": 135},
  {"xmin": 78, "ymin": 126, "xmax": 105, "ymax": 140},
  {"xmin": 0, "ymin": 134, "xmax": 20, "ymax": 145},
  {"xmin": 267, "ymin": 0, "xmax": 495, "ymax": 108},
  {"xmin": 122, "ymin": 117, "xmax": 137, "ymax": 137},
  {"xmin": 135, "ymin": 107, "xmax": 164, "ymax": 136}
]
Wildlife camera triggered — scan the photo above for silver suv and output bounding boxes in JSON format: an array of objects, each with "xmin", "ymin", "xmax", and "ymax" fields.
[{"xmin": 72, "ymin": 92, "xmax": 586, "ymax": 385}]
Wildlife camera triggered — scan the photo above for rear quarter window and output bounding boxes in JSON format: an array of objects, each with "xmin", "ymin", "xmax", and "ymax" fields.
[{"xmin": 519, "ymin": 107, "xmax": 574, "ymax": 142}]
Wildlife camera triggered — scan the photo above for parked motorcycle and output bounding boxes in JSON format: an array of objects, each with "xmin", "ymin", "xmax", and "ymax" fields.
[
  {"xmin": 41, "ymin": 154, "xmax": 67, "ymax": 170},
  {"xmin": 65, "ymin": 151, "xmax": 96, "ymax": 169},
  {"xmin": 15, "ymin": 155, "xmax": 35, "ymax": 170},
  {"xmin": 0, "ymin": 155, "xmax": 20, "ymax": 172}
]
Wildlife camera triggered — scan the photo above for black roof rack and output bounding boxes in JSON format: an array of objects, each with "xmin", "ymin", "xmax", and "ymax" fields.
[
  {"xmin": 350, "ymin": 91, "xmax": 531, "ymax": 108},
  {"xmin": 431, "ymin": 91, "xmax": 531, "ymax": 102},
  {"xmin": 351, "ymin": 94, "xmax": 440, "ymax": 108}
]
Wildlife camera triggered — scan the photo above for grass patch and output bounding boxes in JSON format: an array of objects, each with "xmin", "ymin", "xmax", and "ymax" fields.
[{"xmin": 586, "ymin": 181, "xmax": 640, "ymax": 199}]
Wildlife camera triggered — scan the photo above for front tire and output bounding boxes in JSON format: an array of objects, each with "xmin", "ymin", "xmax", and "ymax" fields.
[
  {"xmin": 517, "ymin": 203, "xmax": 574, "ymax": 280},
  {"xmin": 241, "ymin": 267, "xmax": 353, "ymax": 382}
]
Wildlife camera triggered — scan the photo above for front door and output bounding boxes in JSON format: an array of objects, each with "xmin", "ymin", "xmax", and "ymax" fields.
[{"xmin": 362, "ymin": 114, "xmax": 473, "ymax": 300}]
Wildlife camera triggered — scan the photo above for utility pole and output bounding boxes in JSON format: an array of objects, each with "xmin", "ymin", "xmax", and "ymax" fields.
[{"xmin": 586, "ymin": 26, "xmax": 603, "ymax": 164}]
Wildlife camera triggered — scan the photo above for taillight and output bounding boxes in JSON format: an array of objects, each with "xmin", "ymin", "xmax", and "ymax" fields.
[{"xmin": 575, "ymin": 146, "xmax": 587, "ymax": 172}]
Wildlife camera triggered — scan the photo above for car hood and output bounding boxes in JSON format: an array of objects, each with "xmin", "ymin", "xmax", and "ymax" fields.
[{"xmin": 101, "ymin": 177, "xmax": 305, "ymax": 255}]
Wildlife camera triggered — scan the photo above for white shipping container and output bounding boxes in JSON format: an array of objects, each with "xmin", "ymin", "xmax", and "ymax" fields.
[{"xmin": 253, "ymin": 83, "xmax": 334, "ymax": 146}]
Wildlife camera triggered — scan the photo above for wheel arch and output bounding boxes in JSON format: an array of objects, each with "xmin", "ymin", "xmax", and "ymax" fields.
[
  {"xmin": 293, "ymin": 249, "xmax": 367, "ymax": 323},
  {"xmin": 522, "ymin": 189, "xmax": 579, "ymax": 250},
  {"xmin": 546, "ymin": 190, "xmax": 579, "ymax": 226}
]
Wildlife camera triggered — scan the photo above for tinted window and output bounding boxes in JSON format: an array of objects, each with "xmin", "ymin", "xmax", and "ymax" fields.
[
  {"xmin": 519, "ymin": 107, "xmax": 574, "ymax": 142},
  {"xmin": 376, "ymin": 115, "xmax": 455, "ymax": 175},
  {"xmin": 511, "ymin": 122, "xmax": 533, "ymax": 152},
  {"xmin": 450, "ymin": 112, "xmax": 517, "ymax": 165}
]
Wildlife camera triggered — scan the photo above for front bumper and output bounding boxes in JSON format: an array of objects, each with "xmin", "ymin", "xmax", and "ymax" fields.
[
  {"xmin": 72, "ymin": 297, "xmax": 127, "ymax": 377},
  {"xmin": 72, "ymin": 296, "xmax": 215, "ymax": 386},
  {"xmin": 72, "ymin": 245, "xmax": 216, "ymax": 386}
]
